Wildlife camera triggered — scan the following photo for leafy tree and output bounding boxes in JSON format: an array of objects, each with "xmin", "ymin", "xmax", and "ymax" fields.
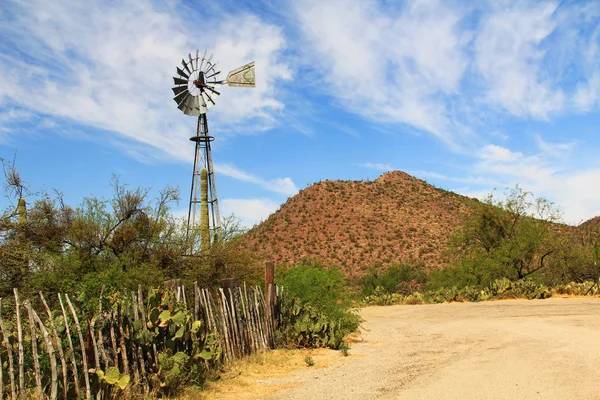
[{"xmin": 450, "ymin": 186, "xmax": 567, "ymax": 285}]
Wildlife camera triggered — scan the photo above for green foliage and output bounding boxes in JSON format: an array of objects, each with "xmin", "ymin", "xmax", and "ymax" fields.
[
  {"xmin": 276, "ymin": 262, "xmax": 361, "ymax": 349},
  {"xmin": 304, "ymin": 356, "xmax": 315, "ymax": 367},
  {"xmin": 276, "ymin": 260, "xmax": 349, "ymax": 315},
  {"xmin": 361, "ymin": 263, "xmax": 424, "ymax": 296},
  {"xmin": 340, "ymin": 343, "xmax": 350, "ymax": 357},
  {"xmin": 360, "ymin": 278, "xmax": 600, "ymax": 306},
  {"xmin": 96, "ymin": 367, "xmax": 130, "ymax": 390},
  {"xmin": 0, "ymin": 168, "xmax": 261, "ymax": 303},
  {"xmin": 450, "ymin": 186, "xmax": 565, "ymax": 285}
]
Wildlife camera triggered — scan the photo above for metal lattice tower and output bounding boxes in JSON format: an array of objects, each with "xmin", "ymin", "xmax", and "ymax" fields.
[
  {"xmin": 188, "ymin": 113, "xmax": 220, "ymax": 251},
  {"xmin": 171, "ymin": 50, "xmax": 255, "ymax": 254}
]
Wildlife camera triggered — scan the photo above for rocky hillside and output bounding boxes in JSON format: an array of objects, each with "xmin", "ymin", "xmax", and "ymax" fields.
[{"xmin": 242, "ymin": 171, "xmax": 483, "ymax": 278}]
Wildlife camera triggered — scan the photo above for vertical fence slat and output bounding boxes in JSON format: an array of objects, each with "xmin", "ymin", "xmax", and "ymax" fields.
[
  {"xmin": 65, "ymin": 294, "xmax": 91, "ymax": 400},
  {"xmin": 13, "ymin": 289, "xmax": 25, "ymax": 400},
  {"xmin": 221, "ymin": 289, "xmax": 238, "ymax": 359},
  {"xmin": 201, "ymin": 289, "xmax": 214, "ymax": 334},
  {"xmin": 238, "ymin": 286, "xmax": 252, "ymax": 355},
  {"xmin": 244, "ymin": 284, "xmax": 258, "ymax": 353},
  {"xmin": 59, "ymin": 294, "xmax": 81, "ymax": 399},
  {"xmin": 25, "ymin": 300, "xmax": 43, "ymax": 399},
  {"xmin": 31, "ymin": 306, "xmax": 58, "ymax": 400},
  {"xmin": 229, "ymin": 288, "xmax": 244, "ymax": 357},
  {"xmin": 40, "ymin": 292, "xmax": 68, "ymax": 399},
  {"xmin": 95, "ymin": 288, "xmax": 109, "ymax": 371},
  {"xmin": 131, "ymin": 294, "xmax": 148, "ymax": 394},
  {"xmin": 194, "ymin": 282, "xmax": 199, "ymax": 322},
  {"xmin": 109, "ymin": 311, "xmax": 119, "ymax": 368},
  {"xmin": 117, "ymin": 303, "xmax": 130, "ymax": 376},
  {"xmin": 0, "ymin": 298, "xmax": 16, "ymax": 400},
  {"xmin": 252, "ymin": 287, "xmax": 266, "ymax": 350},
  {"xmin": 126, "ymin": 297, "xmax": 141, "ymax": 390}
]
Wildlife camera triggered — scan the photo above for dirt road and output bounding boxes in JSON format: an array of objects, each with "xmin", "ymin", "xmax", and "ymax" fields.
[{"xmin": 265, "ymin": 298, "xmax": 600, "ymax": 400}]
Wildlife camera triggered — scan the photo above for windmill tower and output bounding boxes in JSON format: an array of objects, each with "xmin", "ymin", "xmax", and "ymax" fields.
[{"xmin": 172, "ymin": 50, "xmax": 255, "ymax": 253}]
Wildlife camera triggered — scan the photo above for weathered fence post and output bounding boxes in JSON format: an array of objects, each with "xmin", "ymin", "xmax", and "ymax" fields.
[
  {"xmin": 13, "ymin": 289, "xmax": 25, "ymax": 400},
  {"xmin": 264, "ymin": 262, "xmax": 276, "ymax": 331}
]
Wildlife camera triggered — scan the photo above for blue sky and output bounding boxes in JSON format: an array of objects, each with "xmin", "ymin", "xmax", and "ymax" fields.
[{"xmin": 0, "ymin": 0, "xmax": 599, "ymax": 227}]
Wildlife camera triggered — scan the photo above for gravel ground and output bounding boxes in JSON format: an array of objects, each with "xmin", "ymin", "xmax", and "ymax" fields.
[{"xmin": 264, "ymin": 298, "xmax": 600, "ymax": 400}]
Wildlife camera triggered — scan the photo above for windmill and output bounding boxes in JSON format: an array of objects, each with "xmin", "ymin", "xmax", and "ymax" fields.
[{"xmin": 172, "ymin": 50, "xmax": 255, "ymax": 253}]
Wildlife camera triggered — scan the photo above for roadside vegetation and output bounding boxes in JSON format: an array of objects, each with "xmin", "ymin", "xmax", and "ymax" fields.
[{"xmin": 359, "ymin": 186, "xmax": 600, "ymax": 305}]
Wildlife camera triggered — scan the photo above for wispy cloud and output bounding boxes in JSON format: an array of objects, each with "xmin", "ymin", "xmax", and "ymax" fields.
[
  {"xmin": 293, "ymin": 0, "xmax": 469, "ymax": 147},
  {"xmin": 293, "ymin": 0, "xmax": 600, "ymax": 149},
  {"xmin": 362, "ymin": 162, "xmax": 393, "ymax": 172},
  {"xmin": 473, "ymin": 2, "xmax": 564, "ymax": 118},
  {"xmin": 215, "ymin": 163, "xmax": 298, "ymax": 196},
  {"xmin": 432, "ymin": 138, "xmax": 600, "ymax": 224},
  {"xmin": 220, "ymin": 198, "xmax": 280, "ymax": 228},
  {"xmin": 0, "ymin": 0, "xmax": 290, "ymax": 162}
]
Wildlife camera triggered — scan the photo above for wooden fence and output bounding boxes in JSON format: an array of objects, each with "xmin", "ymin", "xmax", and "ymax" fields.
[{"xmin": 0, "ymin": 282, "xmax": 278, "ymax": 399}]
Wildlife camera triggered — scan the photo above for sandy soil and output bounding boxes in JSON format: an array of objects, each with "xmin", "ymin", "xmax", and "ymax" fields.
[{"xmin": 260, "ymin": 298, "xmax": 600, "ymax": 400}]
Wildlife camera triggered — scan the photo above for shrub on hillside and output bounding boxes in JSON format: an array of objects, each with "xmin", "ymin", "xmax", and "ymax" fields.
[{"xmin": 361, "ymin": 263, "xmax": 425, "ymax": 296}]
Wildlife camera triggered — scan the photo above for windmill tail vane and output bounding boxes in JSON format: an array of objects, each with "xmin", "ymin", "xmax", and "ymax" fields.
[{"xmin": 171, "ymin": 50, "xmax": 255, "ymax": 254}]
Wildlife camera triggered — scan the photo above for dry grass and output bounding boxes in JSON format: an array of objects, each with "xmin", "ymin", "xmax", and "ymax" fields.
[{"xmin": 176, "ymin": 348, "xmax": 343, "ymax": 400}]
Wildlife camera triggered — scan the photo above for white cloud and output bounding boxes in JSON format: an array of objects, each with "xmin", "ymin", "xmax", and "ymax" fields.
[
  {"xmin": 471, "ymin": 140, "xmax": 598, "ymax": 224},
  {"xmin": 362, "ymin": 162, "xmax": 393, "ymax": 172},
  {"xmin": 0, "ymin": 0, "xmax": 290, "ymax": 161},
  {"xmin": 478, "ymin": 145, "xmax": 523, "ymax": 163},
  {"xmin": 215, "ymin": 163, "xmax": 298, "ymax": 196},
  {"xmin": 293, "ymin": 0, "xmax": 469, "ymax": 145},
  {"xmin": 293, "ymin": 1, "xmax": 600, "ymax": 148},
  {"xmin": 415, "ymin": 135, "xmax": 600, "ymax": 224},
  {"xmin": 220, "ymin": 198, "xmax": 280, "ymax": 228},
  {"xmin": 474, "ymin": 2, "xmax": 565, "ymax": 118}
]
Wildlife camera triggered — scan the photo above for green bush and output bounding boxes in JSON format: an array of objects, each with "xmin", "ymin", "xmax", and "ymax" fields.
[
  {"xmin": 276, "ymin": 262, "xmax": 361, "ymax": 349},
  {"xmin": 361, "ymin": 263, "xmax": 424, "ymax": 296},
  {"xmin": 276, "ymin": 260, "xmax": 350, "ymax": 315}
]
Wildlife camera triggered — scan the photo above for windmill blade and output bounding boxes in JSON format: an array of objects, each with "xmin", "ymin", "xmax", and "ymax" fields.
[
  {"xmin": 173, "ymin": 90, "xmax": 189, "ymax": 105},
  {"xmin": 205, "ymin": 86, "xmax": 221, "ymax": 98},
  {"xmin": 195, "ymin": 49, "xmax": 199, "ymax": 70},
  {"xmin": 198, "ymin": 92, "xmax": 208, "ymax": 108},
  {"xmin": 182, "ymin": 104, "xmax": 199, "ymax": 116},
  {"xmin": 207, "ymin": 53, "xmax": 214, "ymax": 64},
  {"xmin": 208, "ymin": 80, "xmax": 225, "ymax": 88},
  {"xmin": 201, "ymin": 91, "xmax": 215, "ymax": 108},
  {"xmin": 188, "ymin": 53, "xmax": 195, "ymax": 71},
  {"xmin": 198, "ymin": 50, "xmax": 207, "ymax": 72},
  {"xmin": 173, "ymin": 76, "xmax": 188, "ymax": 85},
  {"xmin": 206, "ymin": 61, "xmax": 218, "ymax": 75},
  {"xmin": 176, "ymin": 67, "xmax": 189, "ymax": 79},
  {"xmin": 185, "ymin": 108, "xmax": 199, "ymax": 116},
  {"xmin": 178, "ymin": 99, "xmax": 190, "ymax": 113},
  {"xmin": 185, "ymin": 95, "xmax": 200, "ymax": 111},
  {"xmin": 172, "ymin": 85, "xmax": 188, "ymax": 96},
  {"xmin": 205, "ymin": 70, "xmax": 220, "ymax": 79},
  {"xmin": 182, "ymin": 59, "xmax": 191, "ymax": 75},
  {"xmin": 226, "ymin": 61, "xmax": 255, "ymax": 87}
]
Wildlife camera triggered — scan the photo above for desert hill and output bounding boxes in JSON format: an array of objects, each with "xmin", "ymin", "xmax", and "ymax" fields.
[
  {"xmin": 242, "ymin": 171, "xmax": 484, "ymax": 278},
  {"xmin": 580, "ymin": 216, "xmax": 600, "ymax": 230}
]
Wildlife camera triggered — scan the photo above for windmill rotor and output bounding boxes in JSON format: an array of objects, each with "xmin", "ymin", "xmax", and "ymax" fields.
[
  {"xmin": 172, "ymin": 52, "xmax": 225, "ymax": 116},
  {"xmin": 172, "ymin": 51, "xmax": 255, "ymax": 117}
]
